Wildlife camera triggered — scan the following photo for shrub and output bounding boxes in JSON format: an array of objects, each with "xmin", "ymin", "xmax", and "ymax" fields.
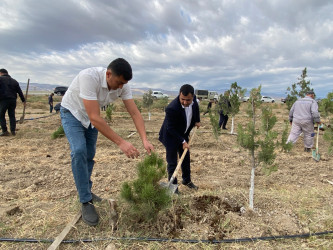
[
  {"xmin": 120, "ymin": 153, "xmax": 171, "ymax": 222},
  {"xmin": 51, "ymin": 125, "xmax": 65, "ymax": 139}
]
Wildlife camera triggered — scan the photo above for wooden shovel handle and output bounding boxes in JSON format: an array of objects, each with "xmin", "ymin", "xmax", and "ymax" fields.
[{"xmin": 168, "ymin": 126, "xmax": 198, "ymax": 185}]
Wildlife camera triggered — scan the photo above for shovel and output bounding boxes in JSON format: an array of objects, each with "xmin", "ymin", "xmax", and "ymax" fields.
[
  {"xmin": 312, "ymin": 125, "xmax": 320, "ymax": 162},
  {"xmin": 19, "ymin": 78, "xmax": 30, "ymax": 124},
  {"xmin": 160, "ymin": 126, "xmax": 197, "ymax": 194}
]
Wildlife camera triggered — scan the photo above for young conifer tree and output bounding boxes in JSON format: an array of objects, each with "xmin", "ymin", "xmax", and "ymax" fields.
[
  {"xmin": 120, "ymin": 153, "xmax": 171, "ymax": 221},
  {"xmin": 237, "ymin": 86, "xmax": 279, "ymax": 210},
  {"xmin": 320, "ymin": 91, "xmax": 333, "ymax": 153},
  {"xmin": 209, "ymin": 107, "xmax": 221, "ymax": 141},
  {"xmin": 223, "ymin": 82, "xmax": 245, "ymax": 134},
  {"xmin": 285, "ymin": 67, "xmax": 314, "ymax": 110},
  {"xmin": 143, "ymin": 89, "xmax": 154, "ymax": 120}
]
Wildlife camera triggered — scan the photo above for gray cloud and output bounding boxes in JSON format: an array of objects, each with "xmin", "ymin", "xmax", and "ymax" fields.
[{"xmin": 0, "ymin": 0, "xmax": 332, "ymax": 97}]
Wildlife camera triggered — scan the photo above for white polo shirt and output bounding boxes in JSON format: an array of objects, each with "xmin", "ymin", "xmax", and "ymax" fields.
[{"xmin": 61, "ymin": 67, "xmax": 132, "ymax": 128}]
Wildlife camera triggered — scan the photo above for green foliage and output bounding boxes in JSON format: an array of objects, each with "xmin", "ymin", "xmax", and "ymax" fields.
[
  {"xmin": 237, "ymin": 86, "xmax": 281, "ymax": 209},
  {"xmin": 323, "ymin": 119, "xmax": 333, "ymax": 154},
  {"xmin": 280, "ymin": 121, "xmax": 293, "ymax": 152},
  {"xmin": 105, "ymin": 104, "xmax": 115, "ymax": 122},
  {"xmin": 286, "ymin": 67, "xmax": 313, "ymax": 110},
  {"xmin": 237, "ymin": 123, "xmax": 257, "ymax": 151},
  {"xmin": 320, "ymin": 91, "xmax": 333, "ymax": 154},
  {"xmin": 143, "ymin": 89, "xmax": 153, "ymax": 111},
  {"xmin": 134, "ymin": 99, "xmax": 142, "ymax": 113},
  {"xmin": 258, "ymin": 131, "xmax": 277, "ymax": 165},
  {"xmin": 152, "ymin": 97, "xmax": 169, "ymax": 111},
  {"xmin": 120, "ymin": 153, "xmax": 171, "ymax": 222},
  {"xmin": 229, "ymin": 82, "xmax": 245, "ymax": 116},
  {"xmin": 209, "ymin": 109, "xmax": 221, "ymax": 141},
  {"xmin": 51, "ymin": 125, "xmax": 65, "ymax": 139},
  {"xmin": 319, "ymin": 92, "xmax": 333, "ymax": 118}
]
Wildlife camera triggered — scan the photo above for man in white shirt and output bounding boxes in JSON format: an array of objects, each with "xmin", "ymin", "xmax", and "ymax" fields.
[
  {"xmin": 287, "ymin": 91, "xmax": 321, "ymax": 152},
  {"xmin": 60, "ymin": 58, "xmax": 154, "ymax": 226}
]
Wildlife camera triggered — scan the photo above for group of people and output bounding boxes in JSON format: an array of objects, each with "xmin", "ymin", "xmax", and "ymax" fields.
[
  {"xmin": 59, "ymin": 58, "xmax": 200, "ymax": 226},
  {"xmin": 1, "ymin": 59, "xmax": 321, "ymax": 227}
]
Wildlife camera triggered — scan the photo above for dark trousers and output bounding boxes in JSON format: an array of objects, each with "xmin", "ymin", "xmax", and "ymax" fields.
[
  {"xmin": 49, "ymin": 104, "xmax": 53, "ymax": 113},
  {"xmin": 219, "ymin": 113, "xmax": 229, "ymax": 129},
  {"xmin": 166, "ymin": 143, "xmax": 191, "ymax": 184},
  {"xmin": 0, "ymin": 99, "xmax": 17, "ymax": 133}
]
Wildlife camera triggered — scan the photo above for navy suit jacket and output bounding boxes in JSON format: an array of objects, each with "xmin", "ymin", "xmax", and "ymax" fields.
[{"xmin": 159, "ymin": 95, "xmax": 200, "ymax": 149}]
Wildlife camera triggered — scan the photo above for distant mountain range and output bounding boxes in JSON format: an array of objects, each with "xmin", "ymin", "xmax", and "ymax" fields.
[{"xmin": 18, "ymin": 82, "xmax": 284, "ymax": 99}]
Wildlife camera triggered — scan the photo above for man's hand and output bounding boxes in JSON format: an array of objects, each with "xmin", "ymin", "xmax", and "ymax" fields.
[
  {"xmin": 142, "ymin": 139, "xmax": 154, "ymax": 155},
  {"xmin": 119, "ymin": 140, "xmax": 140, "ymax": 159},
  {"xmin": 183, "ymin": 141, "xmax": 189, "ymax": 150}
]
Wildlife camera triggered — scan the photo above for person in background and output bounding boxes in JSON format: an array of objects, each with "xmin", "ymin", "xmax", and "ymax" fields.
[
  {"xmin": 218, "ymin": 91, "xmax": 231, "ymax": 130},
  {"xmin": 60, "ymin": 58, "xmax": 154, "ymax": 226},
  {"xmin": 0, "ymin": 68, "xmax": 26, "ymax": 136},
  {"xmin": 203, "ymin": 99, "xmax": 213, "ymax": 115},
  {"xmin": 48, "ymin": 93, "xmax": 54, "ymax": 113},
  {"xmin": 159, "ymin": 84, "xmax": 200, "ymax": 194},
  {"xmin": 287, "ymin": 91, "xmax": 321, "ymax": 152}
]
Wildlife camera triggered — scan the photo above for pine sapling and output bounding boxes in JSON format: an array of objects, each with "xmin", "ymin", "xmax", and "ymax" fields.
[
  {"xmin": 143, "ymin": 89, "xmax": 153, "ymax": 120},
  {"xmin": 286, "ymin": 67, "xmax": 313, "ymax": 110},
  {"xmin": 320, "ymin": 91, "xmax": 333, "ymax": 153},
  {"xmin": 280, "ymin": 120, "xmax": 293, "ymax": 152},
  {"xmin": 209, "ymin": 107, "xmax": 221, "ymax": 141},
  {"xmin": 225, "ymin": 82, "xmax": 245, "ymax": 134},
  {"xmin": 120, "ymin": 153, "xmax": 171, "ymax": 222},
  {"xmin": 105, "ymin": 103, "xmax": 115, "ymax": 122},
  {"xmin": 237, "ymin": 86, "xmax": 279, "ymax": 210}
]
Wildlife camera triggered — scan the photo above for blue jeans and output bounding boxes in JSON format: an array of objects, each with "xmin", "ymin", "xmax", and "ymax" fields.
[{"xmin": 60, "ymin": 107, "xmax": 98, "ymax": 203}]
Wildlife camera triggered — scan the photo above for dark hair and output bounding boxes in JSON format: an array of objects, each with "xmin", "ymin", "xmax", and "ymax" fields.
[
  {"xmin": 0, "ymin": 68, "xmax": 8, "ymax": 74},
  {"xmin": 179, "ymin": 84, "xmax": 194, "ymax": 96},
  {"xmin": 107, "ymin": 58, "xmax": 132, "ymax": 81}
]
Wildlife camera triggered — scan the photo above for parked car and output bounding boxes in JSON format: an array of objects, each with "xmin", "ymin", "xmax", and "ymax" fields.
[
  {"xmin": 261, "ymin": 96, "xmax": 275, "ymax": 103},
  {"xmin": 239, "ymin": 96, "xmax": 250, "ymax": 102},
  {"xmin": 151, "ymin": 91, "xmax": 168, "ymax": 99},
  {"xmin": 54, "ymin": 86, "xmax": 68, "ymax": 96}
]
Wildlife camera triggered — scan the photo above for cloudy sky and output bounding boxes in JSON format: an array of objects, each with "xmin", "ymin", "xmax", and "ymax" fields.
[{"xmin": 1, "ymin": 0, "xmax": 332, "ymax": 97}]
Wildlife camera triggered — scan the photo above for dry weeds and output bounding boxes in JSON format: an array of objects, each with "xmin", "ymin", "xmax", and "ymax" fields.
[{"xmin": 0, "ymin": 98, "xmax": 332, "ymax": 249}]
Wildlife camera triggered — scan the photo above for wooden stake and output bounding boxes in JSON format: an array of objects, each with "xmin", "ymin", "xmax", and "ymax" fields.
[{"xmin": 47, "ymin": 211, "xmax": 81, "ymax": 250}]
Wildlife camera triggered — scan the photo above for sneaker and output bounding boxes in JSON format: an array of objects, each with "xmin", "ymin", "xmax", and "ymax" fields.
[
  {"xmin": 182, "ymin": 181, "xmax": 199, "ymax": 190},
  {"xmin": 222, "ymin": 127, "xmax": 228, "ymax": 130},
  {"xmin": 304, "ymin": 147, "xmax": 311, "ymax": 152},
  {"xmin": 0, "ymin": 131, "xmax": 10, "ymax": 136},
  {"xmin": 81, "ymin": 202, "xmax": 99, "ymax": 226},
  {"xmin": 91, "ymin": 193, "xmax": 102, "ymax": 202}
]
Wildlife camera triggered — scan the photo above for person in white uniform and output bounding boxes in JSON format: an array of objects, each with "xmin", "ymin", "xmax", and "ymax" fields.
[{"xmin": 287, "ymin": 91, "xmax": 321, "ymax": 152}]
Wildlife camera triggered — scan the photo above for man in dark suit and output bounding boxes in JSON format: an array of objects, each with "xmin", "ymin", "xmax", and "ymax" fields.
[{"xmin": 159, "ymin": 84, "xmax": 201, "ymax": 192}]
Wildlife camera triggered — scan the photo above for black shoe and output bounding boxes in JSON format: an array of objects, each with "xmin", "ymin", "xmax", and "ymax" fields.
[
  {"xmin": 304, "ymin": 147, "xmax": 311, "ymax": 152},
  {"xmin": 91, "ymin": 193, "xmax": 102, "ymax": 202},
  {"xmin": 182, "ymin": 181, "xmax": 198, "ymax": 190},
  {"xmin": 222, "ymin": 127, "xmax": 227, "ymax": 130},
  {"xmin": 11, "ymin": 131, "xmax": 16, "ymax": 136},
  {"xmin": 0, "ymin": 131, "xmax": 10, "ymax": 136},
  {"xmin": 81, "ymin": 202, "xmax": 99, "ymax": 226}
]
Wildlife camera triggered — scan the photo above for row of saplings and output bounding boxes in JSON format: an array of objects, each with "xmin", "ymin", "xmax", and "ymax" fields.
[{"xmin": 120, "ymin": 80, "xmax": 333, "ymax": 227}]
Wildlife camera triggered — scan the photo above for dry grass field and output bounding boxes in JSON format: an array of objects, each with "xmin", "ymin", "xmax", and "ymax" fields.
[{"xmin": 0, "ymin": 95, "xmax": 332, "ymax": 249}]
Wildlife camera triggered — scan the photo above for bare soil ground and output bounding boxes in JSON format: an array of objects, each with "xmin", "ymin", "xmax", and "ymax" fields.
[{"xmin": 0, "ymin": 98, "xmax": 333, "ymax": 249}]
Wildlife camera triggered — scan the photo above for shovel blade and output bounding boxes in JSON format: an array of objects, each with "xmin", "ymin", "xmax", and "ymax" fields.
[
  {"xmin": 160, "ymin": 182, "xmax": 178, "ymax": 194},
  {"xmin": 312, "ymin": 149, "xmax": 320, "ymax": 162},
  {"xmin": 18, "ymin": 116, "xmax": 24, "ymax": 124}
]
